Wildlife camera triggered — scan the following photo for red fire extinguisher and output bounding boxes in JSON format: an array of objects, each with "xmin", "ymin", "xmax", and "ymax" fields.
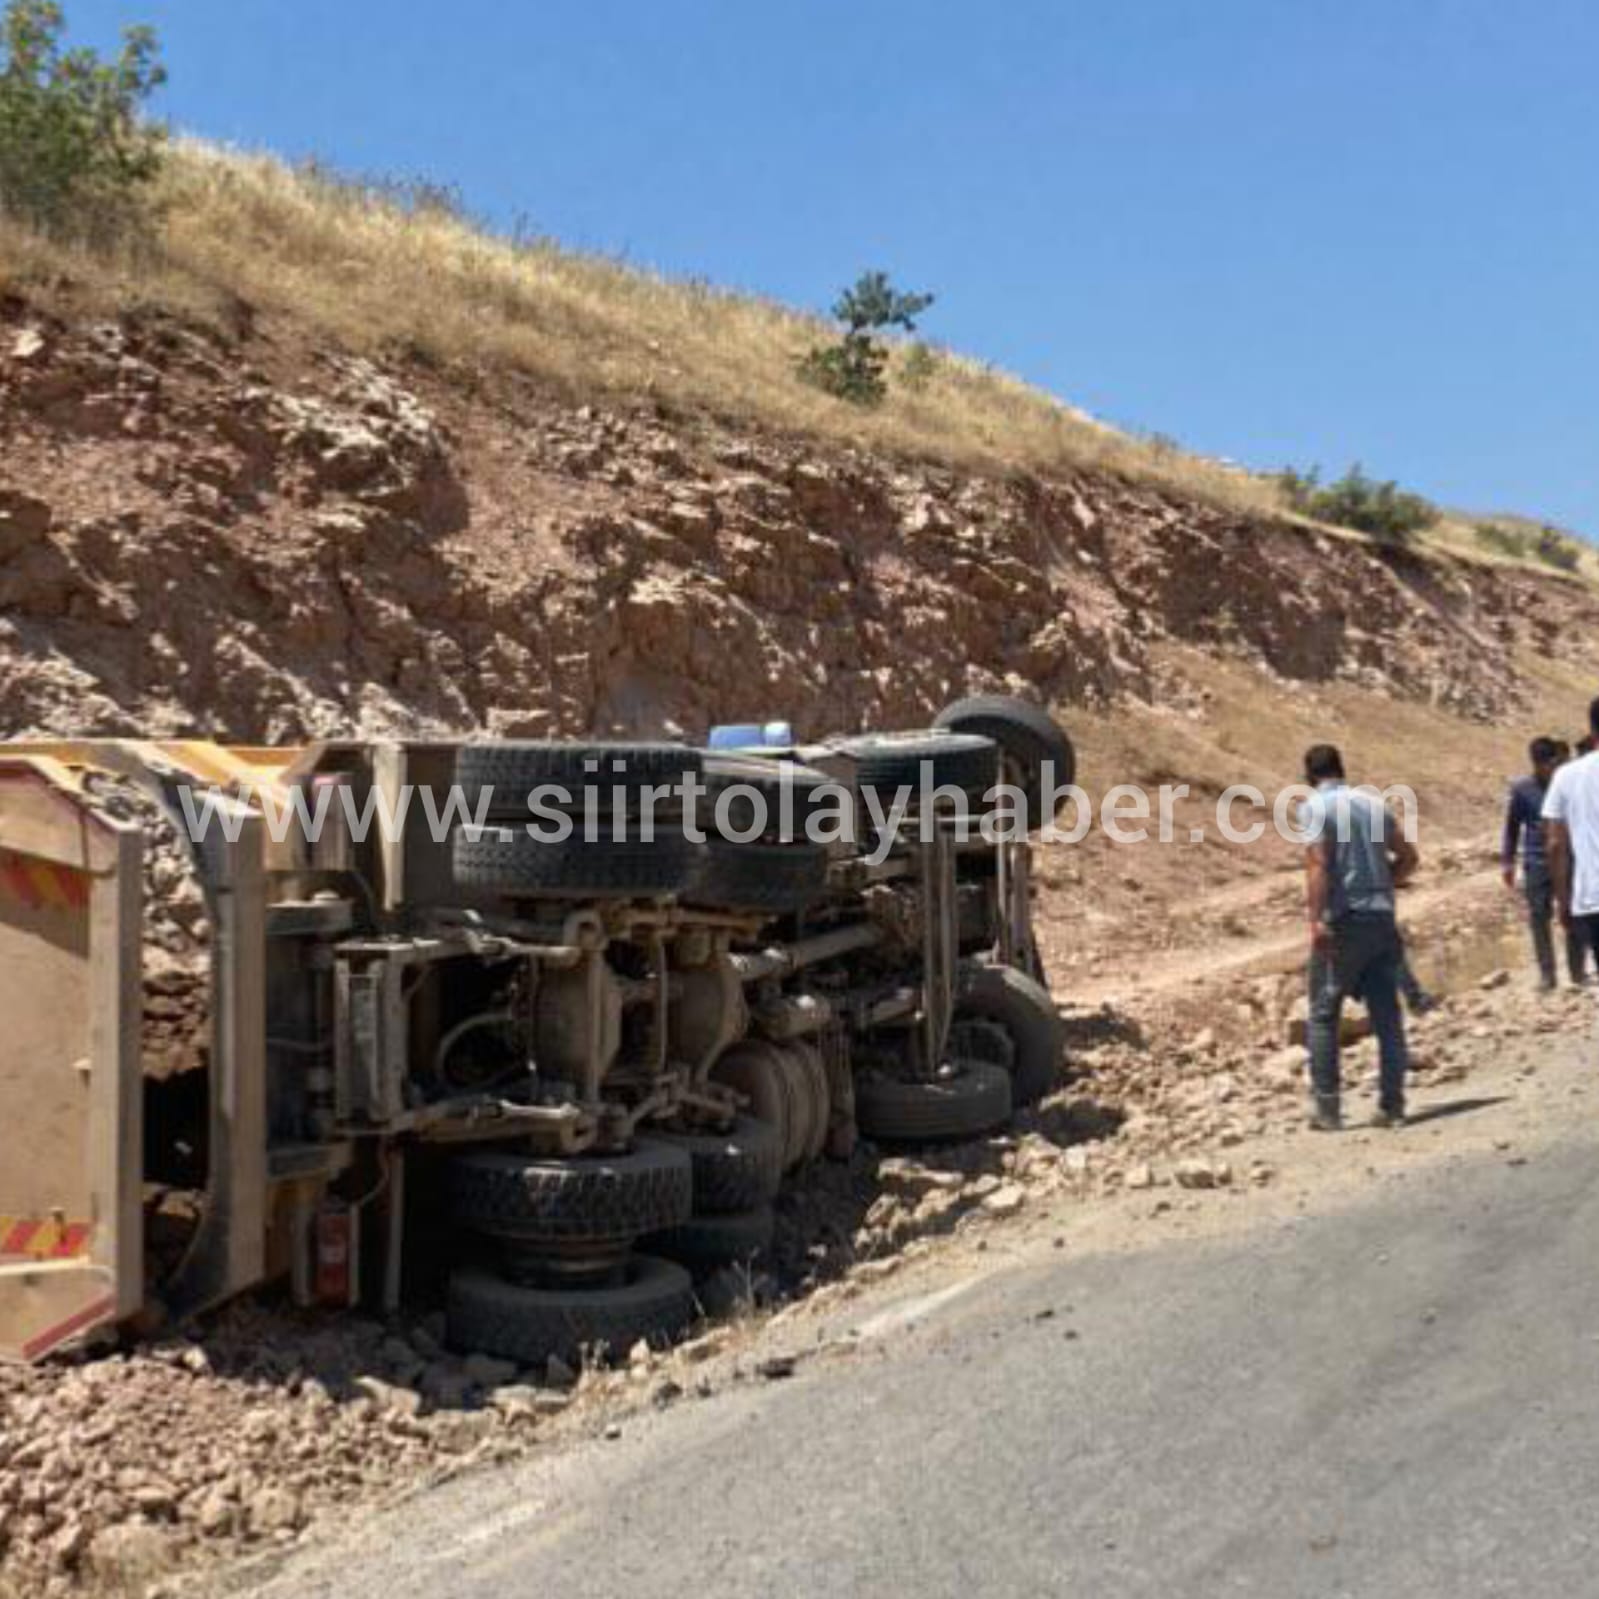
[{"xmin": 314, "ymin": 1200, "xmax": 358, "ymax": 1307}]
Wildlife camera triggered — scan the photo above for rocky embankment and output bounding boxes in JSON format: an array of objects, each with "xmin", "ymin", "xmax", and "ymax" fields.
[{"xmin": 3, "ymin": 295, "xmax": 1593, "ymax": 748}]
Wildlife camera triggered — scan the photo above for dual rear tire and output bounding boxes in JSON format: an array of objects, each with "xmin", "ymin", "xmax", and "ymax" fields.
[
  {"xmin": 446, "ymin": 1136, "xmax": 695, "ymax": 1365},
  {"xmin": 447, "ymin": 1256, "xmax": 697, "ymax": 1368},
  {"xmin": 445, "ymin": 1118, "xmax": 786, "ymax": 1361},
  {"xmin": 644, "ymin": 1115, "xmax": 783, "ymax": 1277}
]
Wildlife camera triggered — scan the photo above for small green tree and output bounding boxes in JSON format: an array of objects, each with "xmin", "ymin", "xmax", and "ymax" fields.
[
  {"xmin": 1276, "ymin": 462, "xmax": 1437, "ymax": 542},
  {"xmin": 0, "ymin": 0, "xmax": 165, "ymax": 242},
  {"xmin": 800, "ymin": 271, "xmax": 934, "ymax": 405}
]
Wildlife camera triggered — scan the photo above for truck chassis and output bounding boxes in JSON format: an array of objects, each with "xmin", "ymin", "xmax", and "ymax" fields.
[{"xmin": 0, "ymin": 698, "xmax": 1072, "ymax": 1366}]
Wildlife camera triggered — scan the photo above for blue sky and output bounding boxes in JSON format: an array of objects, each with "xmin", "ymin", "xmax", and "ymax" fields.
[{"xmin": 72, "ymin": 0, "xmax": 1598, "ymax": 532}]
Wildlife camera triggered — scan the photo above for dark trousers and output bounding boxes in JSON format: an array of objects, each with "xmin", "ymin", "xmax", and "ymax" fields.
[
  {"xmin": 1526, "ymin": 869, "xmax": 1590, "ymax": 987},
  {"xmin": 1570, "ymin": 913, "xmax": 1599, "ymax": 975},
  {"xmin": 1395, "ymin": 941, "xmax": 1430, "ymax": 1010},
  {"xmin": 1307, "ymin": 914, "xmax": 1410, "ymax": 1117}
]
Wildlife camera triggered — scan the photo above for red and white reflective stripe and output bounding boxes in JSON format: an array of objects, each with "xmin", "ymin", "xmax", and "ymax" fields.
[
  {"xmin": 0, "ymin": 1217, "xmax": 93, "ymax": 1262},
  {"xmin": 0, "ymin": 847, "xmax": 90, "ymax": 912},
  {"xmin": 18, "ymin": 1293, "xmax": 116, "ymax": 1363}
]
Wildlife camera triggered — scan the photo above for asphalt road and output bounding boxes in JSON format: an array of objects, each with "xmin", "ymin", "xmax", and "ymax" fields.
[{"xmin": 260, "ymin": 1129, "xmax": 1599, "ymax": 1599}]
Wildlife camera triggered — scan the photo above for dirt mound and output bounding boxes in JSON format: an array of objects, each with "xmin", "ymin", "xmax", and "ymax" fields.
[
  {"xmin": 0, "ymin": 1301, "xmax": 567, "ymax": 1596},
  {"xmin": 4, "ymin": 296, "xmax": 1592, "ymax": 749}
]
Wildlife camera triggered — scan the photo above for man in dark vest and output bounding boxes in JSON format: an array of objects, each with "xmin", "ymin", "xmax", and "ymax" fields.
[{"xmin": 1503, "ymin": 736, "xmax": 1582, "ymax": 989}]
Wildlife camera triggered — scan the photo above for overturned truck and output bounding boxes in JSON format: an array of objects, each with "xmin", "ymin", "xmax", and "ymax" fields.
[{"xmin": 0, "ymin": 697, "xmax": 1072, "ymax": 1367}]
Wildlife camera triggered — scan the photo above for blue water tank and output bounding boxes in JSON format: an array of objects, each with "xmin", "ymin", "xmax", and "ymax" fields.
[{"xmin": 707, "ymin": 721, "xmax": 794, "ymax": 749}]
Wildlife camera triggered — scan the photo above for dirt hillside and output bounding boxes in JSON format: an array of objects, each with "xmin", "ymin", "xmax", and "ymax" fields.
[{"xmin": 5, "ymin": 291, "xmax": 1596, "ymax": 752}]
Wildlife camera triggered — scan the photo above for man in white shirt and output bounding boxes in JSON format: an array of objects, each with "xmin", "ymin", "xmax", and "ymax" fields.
[{"xmin": 1543, "ymin": 696, "xmax": 1599, "ymax": 970}]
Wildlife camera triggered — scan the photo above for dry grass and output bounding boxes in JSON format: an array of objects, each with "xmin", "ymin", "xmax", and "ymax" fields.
[
  {"xmin": 1, "ymin": 141, "xmax": 1284, "ymax": 511},
  {"xmin": 1441, "ymin": 514, "xmax": 1597, "ymax": 583},
  {"xmin": 0, "ymin": 140, "xmax": 1590, "ymax": 580}
]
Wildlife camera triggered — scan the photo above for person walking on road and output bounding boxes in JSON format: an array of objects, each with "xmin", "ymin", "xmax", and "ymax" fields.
[
  {"xmin": 1544, "ymin": 698, "xmax": 1599, "ymax": 981},
  {"xmin": 1503, "ymin": 737, "xmax": 1581, "ymax": 989},
  {"xmin": 1550, "ymin": 742, "xmax": 1589, "ymax": 984},
  {"xmin": 1300, "ymin": 745, "xmax": 1420, "ymax": 1131}
]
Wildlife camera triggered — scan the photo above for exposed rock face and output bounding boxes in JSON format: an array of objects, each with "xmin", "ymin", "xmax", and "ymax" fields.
[{"xmin": 2, "ymin": 297, "xmax": 1588, "ymax": 747}]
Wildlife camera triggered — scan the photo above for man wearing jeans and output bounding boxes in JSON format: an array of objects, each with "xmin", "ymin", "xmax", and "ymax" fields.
[
  {"xmin": 1299, "ymin": 745, "xmax": 1420, "ymax": 1131},
  {"xmin": 1544, "ymin": 698, "xmax": 1599, "ymax": 982},
  {"xmin": 1503, "ymin": 737, "xmax": 1575, "ymax": 989}
]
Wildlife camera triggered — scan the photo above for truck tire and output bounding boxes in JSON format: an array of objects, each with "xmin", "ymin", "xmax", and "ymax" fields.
[
  {"xmin": 686, "ymin": 839, "xmax": 830, "ymax": 913},
  {"xmin": 710, "ymin": 1039, "xmax": 807, "ymax": 1170},
  {"xmin": 791, "ymin": 1040, "xmax": 831, "ymax": 1163},
  {"xmin": 952, "ymin": 961, "xmax": 1065, "ymax": 1107},
  {"xmin": 656, "ymin": 1115, "xmax": 783, "ymax": 1214},
  {"xmin": 933, "ymin": 695, "xmax": 1075, "ymax": 816},
  {"xmin": 828, "ymin": 730, "xmax": 999, "ymax": 799},
  {"xmin": 449, "ymin": 1139, "xmax": 692, "ymax": 1246},
  {"xmin": 700, "ymin": 755, "xmax": 840, "ymax": 841},
  {"xmin": 776, "ymin": 1044, "xmax": 818, "ymax": 1171},
  {"xmin": 452, "ymin": 827, "xmax": 694, "ymax": 898},
  {"xmin": 645, "ymin": 1204, "xmax": 774, "ymax": 1274},
  {"xmin": 855, "ymin": 1060, "xmax": 1013, "ymax": 1143},
  {"xmin": 447, "ymin": 1256, "xmax": 696, "ymax": 1366},
  {"xmin": 456, "ymin": 741, "xmax": 701, "ymax": 819}
]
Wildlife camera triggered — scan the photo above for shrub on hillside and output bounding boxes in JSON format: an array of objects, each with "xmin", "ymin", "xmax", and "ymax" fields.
[
  {"xmin": 1276, "ymin": 463, "xmax": 1437, "ymax": 542},
  {"xmin": 800, "ymin": 271, "xmax": 934, "ymax": 406},
  {"xmin": 1473, "ymin": 521, "xmax": 1530, "ymax": 559},
  {"xmin": 0, "ymin": 0, "xmax": 165, "ymax": 243},
  {"xmin": 1533, "ymin": 524, "xmax": 1581, "ymax": 572},
  {"xmin": 1474, "ymin": 519, "xmax": 1584, "ymax": 572},
  {"xmin": 1275, "ymin": 466, "xmax": 1320, "ymax": 509}
]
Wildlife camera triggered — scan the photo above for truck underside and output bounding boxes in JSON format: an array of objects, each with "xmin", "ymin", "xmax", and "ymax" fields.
[{"xmin": 0, "ymin": 699, "xmax": 1073, "ymax": 1367}]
